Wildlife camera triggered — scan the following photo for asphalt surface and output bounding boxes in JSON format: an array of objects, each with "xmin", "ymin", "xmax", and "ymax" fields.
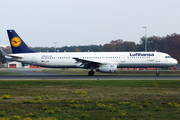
[
  {"xmin": 0, "ymin": 68, "xmax": 180, "ymax": 80},
  {"xmin": 0, "ymin": 74, "xmax": 180, "ymax": 80}
]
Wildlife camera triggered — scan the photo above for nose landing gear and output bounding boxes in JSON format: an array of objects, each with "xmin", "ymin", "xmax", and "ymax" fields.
[{"xmin": 156, "ymin": 68, "xmax": 159, "ymax": 76}]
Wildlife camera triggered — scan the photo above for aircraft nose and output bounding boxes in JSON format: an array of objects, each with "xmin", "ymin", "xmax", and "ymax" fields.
[{"xmin": 173, "ymin": 58, "xmax": 178, "ymax": 64}]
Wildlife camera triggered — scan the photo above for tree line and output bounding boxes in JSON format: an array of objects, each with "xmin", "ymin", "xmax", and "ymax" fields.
[{"xmin": 1, "ymin": 33, "xmax": 180, "ymax": 63}]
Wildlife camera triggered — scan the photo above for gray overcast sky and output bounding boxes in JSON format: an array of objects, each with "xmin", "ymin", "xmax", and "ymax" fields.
[{"xmin": 0, "ymin": 0, "xmax": 180, "ymax": 47}]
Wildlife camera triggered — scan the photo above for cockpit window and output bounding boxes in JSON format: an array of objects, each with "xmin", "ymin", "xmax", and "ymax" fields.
[{"xmin": 165, "ymin": 56, "xmax": 172, "ymax": 58}]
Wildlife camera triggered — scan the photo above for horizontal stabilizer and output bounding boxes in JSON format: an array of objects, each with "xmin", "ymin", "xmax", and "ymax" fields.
[{"xmin": 5, "ymin": 54, "xmax": 23, "ymax": 59}]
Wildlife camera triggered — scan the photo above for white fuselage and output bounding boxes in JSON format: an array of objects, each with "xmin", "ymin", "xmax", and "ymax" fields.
[{"xmin": 8, "ymin": 52, "xmax": 178, "ymax": 68}]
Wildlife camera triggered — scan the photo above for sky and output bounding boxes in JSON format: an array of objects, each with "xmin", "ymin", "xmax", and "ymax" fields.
[{"xmin": 0, "ymin": 0, "xmax": 180, "ymax": 47}]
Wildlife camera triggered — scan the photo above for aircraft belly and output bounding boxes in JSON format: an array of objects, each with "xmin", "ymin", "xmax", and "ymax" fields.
[
  {"xmin": 39, "ymin": 60, "xmax": 77, "ymax": 68},
  {"xmin": 118, "ymin": 62, "xmax": 169, "ymax": 68}
]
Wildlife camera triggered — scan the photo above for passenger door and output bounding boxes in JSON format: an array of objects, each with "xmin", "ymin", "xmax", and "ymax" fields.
[
  {"xmin": 121, "ymin": 55, "xmax": 126, "ymax": 62},
  {"xmin": 32, "ymin": 54, "xmax": 37, "ymax": 63},
  {"xmin": 155, "ymin": 54, "xmax": 160, "ymax": 62}
]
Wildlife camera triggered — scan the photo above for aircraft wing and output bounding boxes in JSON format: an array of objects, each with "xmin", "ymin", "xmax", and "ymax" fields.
[{"xmin": 73, "ymin": 57, "xmax": 102, "ymax": 68}]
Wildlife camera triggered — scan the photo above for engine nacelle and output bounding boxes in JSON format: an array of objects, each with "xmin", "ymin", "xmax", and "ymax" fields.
[{"xmin": 96, "ymin": 64, "xmax": 117, "ymax": 73}]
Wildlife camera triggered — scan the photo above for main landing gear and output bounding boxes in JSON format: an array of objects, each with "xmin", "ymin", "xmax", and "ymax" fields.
[
  {"xmin": 88, "ymin": 71, "xmax": 94, "ymax": 76},
  {"xmin": 156, "ymin": 68, "xmax": 159, "ymax": 76}
]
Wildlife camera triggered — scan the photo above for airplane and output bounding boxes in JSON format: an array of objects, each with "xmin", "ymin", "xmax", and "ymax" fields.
[{"xmin": 6, "ymin": 30, "xmax": 178, "ymax": 76}]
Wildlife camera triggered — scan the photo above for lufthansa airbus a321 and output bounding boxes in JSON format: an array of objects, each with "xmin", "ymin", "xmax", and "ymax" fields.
[{"xmin": 6, "ymin": 30, "xmax": 178, "ymax": 76}]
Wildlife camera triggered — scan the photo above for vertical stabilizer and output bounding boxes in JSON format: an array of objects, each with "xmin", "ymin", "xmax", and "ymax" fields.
[{"xmin": 7, "ymin": 30, "xmax": 35, "ymax": 54}]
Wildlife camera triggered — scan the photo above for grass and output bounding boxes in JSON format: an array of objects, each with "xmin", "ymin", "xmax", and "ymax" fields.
[
  {"xmin": 41, "ymin": 69, "xmax": 180, "ymax": 75},
  {"xmin": 0, "ymin": 80, "xmax": 179, "ymax": 120},
  {"xmin": 0, "ymin": 71, "xmax": 22, "ymax": 75}
]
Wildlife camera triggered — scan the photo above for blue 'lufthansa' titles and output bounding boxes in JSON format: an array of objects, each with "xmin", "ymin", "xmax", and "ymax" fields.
[{"xmin": 130, "ymin": 53, "xmax": 154, "ymax": 56}]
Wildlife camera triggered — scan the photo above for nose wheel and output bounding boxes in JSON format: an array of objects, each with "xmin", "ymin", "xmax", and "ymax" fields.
[
  {"xmin": 88, "ymin": 71, "xmax": 94, "ymax": 76},
  {"xmin": 156, "ymin": 72, "xmax": 159, "ymax": 76},
  {"xmin": 156, "ymin": 68, "xmax": 159, "ymax": 76}
]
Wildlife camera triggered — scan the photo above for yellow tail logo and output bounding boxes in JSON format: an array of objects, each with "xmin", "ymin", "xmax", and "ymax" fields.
[{"xmin": 11, "ymin": 37, "xmax": 21, "ymax": 47}]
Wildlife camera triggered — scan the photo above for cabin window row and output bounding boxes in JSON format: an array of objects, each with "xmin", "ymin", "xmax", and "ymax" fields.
[
  {"xmin": 41, "ymin": 57, "xmax": 70, "ymax": 59},
  {"xmin": 82, "ymin": 57, "xmax": 121, "ymax": 59},
  {"xmin": 41, "ymin": 56, "xmax": 153, "ymax": 59}
]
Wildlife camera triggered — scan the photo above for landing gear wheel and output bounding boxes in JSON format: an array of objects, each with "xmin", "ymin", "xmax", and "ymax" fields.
[
  {"xmin": 156, "ymin": 68, "xmax": 159, "ymax": 76},
  {"xmin": 88, "ymin": 71, "xmax": 94, "ymax": 76},
  {"xmin": 156, "ymin": 73, "xmax": 159, "ymax": 76}
]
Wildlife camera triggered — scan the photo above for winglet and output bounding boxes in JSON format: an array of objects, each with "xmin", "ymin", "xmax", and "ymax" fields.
[{"xmin": 7, "ymin": 30, "xmax": 35, "ymax": 54}]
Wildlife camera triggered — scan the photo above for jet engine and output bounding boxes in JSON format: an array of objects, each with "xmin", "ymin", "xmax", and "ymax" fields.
[{"xmin": 96, "ymin": 64, "xmax": 117, "ymax": 73}]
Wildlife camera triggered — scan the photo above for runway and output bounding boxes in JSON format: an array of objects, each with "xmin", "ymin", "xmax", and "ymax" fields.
[
  {"xmin": 0, "ymin": 74, "xmax": 180, "ymax": 80},
  {"xmin": 0, "ymin": 68, "xmax": 180, "ymax": 80}
]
